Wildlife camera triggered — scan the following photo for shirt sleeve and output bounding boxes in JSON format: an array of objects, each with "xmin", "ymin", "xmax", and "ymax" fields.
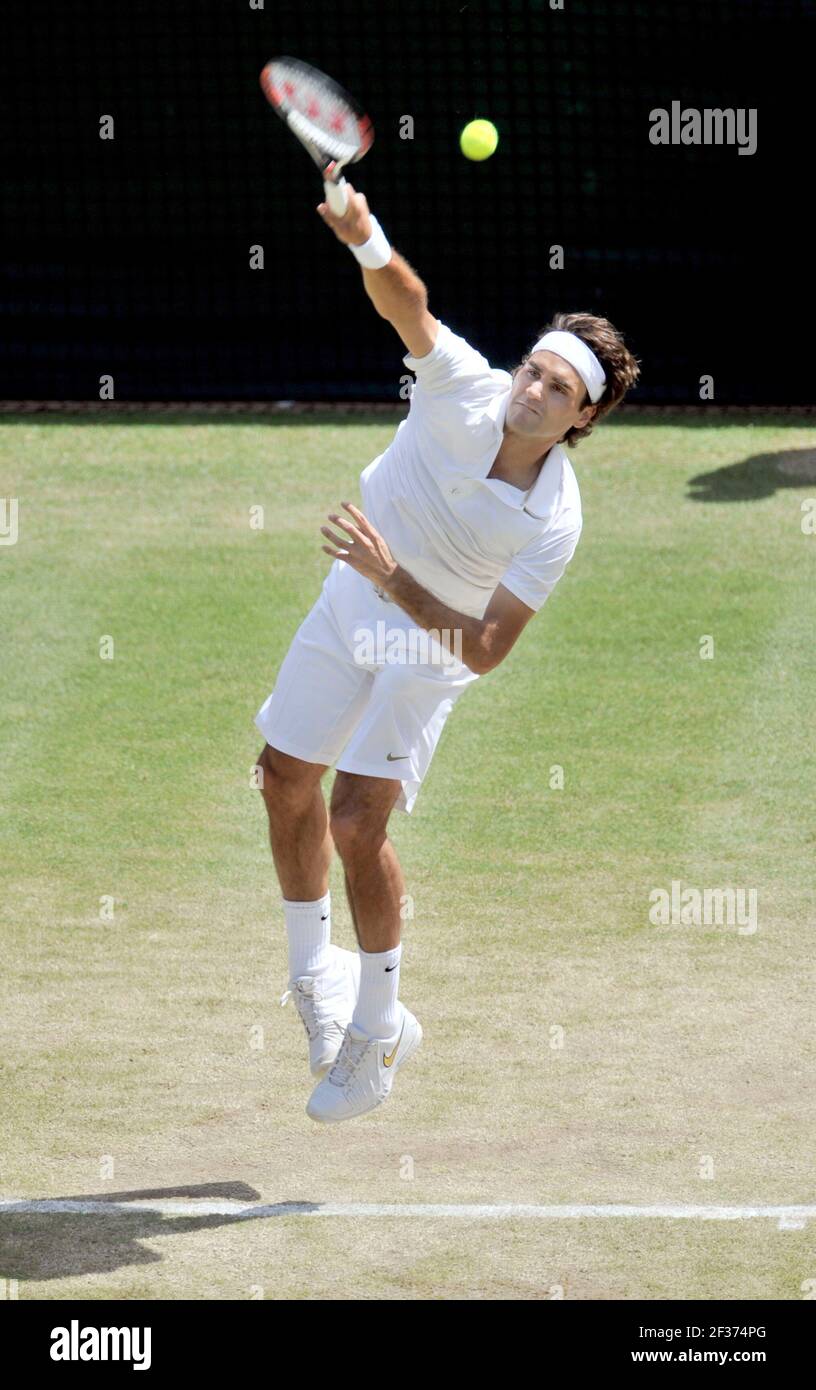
[
  {"xmin": 403, "ymin": 321, "xmax": 498, "ymax": 400},
  {"xmin": 498, "ymin": 515, "xmax": 583, "ymax": 613},
  {"xmin": 402, "ymin": 321, "xmax": 510, "ymax": 463}
]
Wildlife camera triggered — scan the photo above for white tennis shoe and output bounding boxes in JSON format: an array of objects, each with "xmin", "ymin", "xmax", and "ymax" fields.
[
  {"xmin": 306, "ymin": 1004, "xmax": 422, "ymax": 1123},
  {"xmin": 280, "ymin": 946, "xmax": 361, "ymax": 1078}
]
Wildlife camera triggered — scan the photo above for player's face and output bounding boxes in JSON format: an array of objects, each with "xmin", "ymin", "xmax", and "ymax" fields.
[{"xmin": 507, "ymin": 351, "xmax": 596, "ymax": 441}]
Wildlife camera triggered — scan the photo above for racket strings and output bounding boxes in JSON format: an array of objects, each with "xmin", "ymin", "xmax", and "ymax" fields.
[
  {"xmin": 272, "ymin": 62, "xmax": 357, "ymax": 154},
  {"xmin": 288, "ymin": 108, "xmax": 360, "ymax": 163}
]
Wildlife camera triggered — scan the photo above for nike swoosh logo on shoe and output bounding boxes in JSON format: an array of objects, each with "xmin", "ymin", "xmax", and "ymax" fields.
[
  {"xmin": 383, "ymin": 1018, "xmax": 406, "ymax": 1067},
  {"xmin": 386, "ymin": 753, "xmax": 410, "ymax": 761}
]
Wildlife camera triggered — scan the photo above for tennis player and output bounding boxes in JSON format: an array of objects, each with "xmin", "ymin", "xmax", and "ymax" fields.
[{"xmin": 256, "ymin": 185, "xmax": 640, "ymax": 1123}]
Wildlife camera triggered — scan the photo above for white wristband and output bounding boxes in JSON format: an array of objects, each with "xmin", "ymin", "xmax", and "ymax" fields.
[{"xmin": 350, "ymin": 215, "xmax": 392, "ymax": 269}]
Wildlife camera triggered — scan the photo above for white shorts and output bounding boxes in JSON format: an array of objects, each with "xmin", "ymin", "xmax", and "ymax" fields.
[{"xmin": 254, "ymin": 560, "xmax": 480, "ymax": 813}]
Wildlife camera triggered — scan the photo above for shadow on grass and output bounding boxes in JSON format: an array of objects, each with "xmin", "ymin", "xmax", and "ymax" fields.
[
  {"xmin": 687, "ymin": 447, "xmax": 816, "ymax": 502},
  {"xmin": 0, "ymin": 1182, "xmax": 328, "ymax": 1284}
]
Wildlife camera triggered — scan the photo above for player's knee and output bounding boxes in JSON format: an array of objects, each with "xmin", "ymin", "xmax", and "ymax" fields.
[
  {"xmin": 329, "ymin": 805, "xmax": 387, "ymax": 860},
  {"xmin": 256, "ymin": 745, "xmax": 313, "ymax": 809},
  {"xmin": 255, "ymin": 745, "xmax": 277, "ymax": 798}
]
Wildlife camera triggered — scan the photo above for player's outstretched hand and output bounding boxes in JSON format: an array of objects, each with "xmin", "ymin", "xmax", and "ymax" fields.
[
  {"xmin": 321, "ymin": 502, "xmax": 398, "ymax": 589},
  {"xmin": 316, "ymin": 183, "xmax": 373, "ymax": 248}
]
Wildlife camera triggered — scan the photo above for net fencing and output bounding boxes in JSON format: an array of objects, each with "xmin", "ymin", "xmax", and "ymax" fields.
[{"xmin": 1, "ymin": 0, "xmax": 812, "ymax": 403}]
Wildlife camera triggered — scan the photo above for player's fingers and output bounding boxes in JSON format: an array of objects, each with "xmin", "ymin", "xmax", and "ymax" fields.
[
  {"xmin": 321, "ymin": 525, "xmax": 352, "ymax": 548},
  {"xmin": 340, "ymin": 501, "xmax": 370, "ymax": 531},
  {"xmin": 328, "ymin": 513, "xmax": 363, "ymax": 540}
]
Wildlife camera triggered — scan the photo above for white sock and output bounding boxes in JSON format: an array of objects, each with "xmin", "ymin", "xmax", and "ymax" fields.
[
  {"xmin": 282, "ymin": 892, "xmax": 332, "ymax": 980},
  {"xmin": 352, "ymin": 943, "xmax": 402, "ymax": 1039}
]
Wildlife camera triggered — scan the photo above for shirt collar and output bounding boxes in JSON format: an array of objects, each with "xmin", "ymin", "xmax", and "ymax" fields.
[{"xmin": 483, "ymin": 384, "xmax": 565, "ymax": 520}]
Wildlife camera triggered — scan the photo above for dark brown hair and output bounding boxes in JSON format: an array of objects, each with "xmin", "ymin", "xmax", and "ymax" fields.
[{"xmin": 513, "ymin": 311, "xmax": 641, "ymax": 447}]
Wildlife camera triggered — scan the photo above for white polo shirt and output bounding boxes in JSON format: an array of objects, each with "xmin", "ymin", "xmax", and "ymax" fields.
[{"xmin": 359, "ymin": 320, "xmax": 583, "ymax": 620}]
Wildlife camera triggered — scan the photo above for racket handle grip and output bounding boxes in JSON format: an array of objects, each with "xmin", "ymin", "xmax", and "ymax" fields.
[{"xmin": 324, "ymin": 176, "xmax": 349, "ymax": 216}]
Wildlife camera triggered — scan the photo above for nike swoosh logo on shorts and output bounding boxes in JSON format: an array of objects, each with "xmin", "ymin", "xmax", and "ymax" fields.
[
  {"xmin": 386, "ymin": 753, "xmax": 410, "ymax": 761},
  {"xmin": 383, "ymin": 1018, "xmax": 406, "ymax": 1067}
]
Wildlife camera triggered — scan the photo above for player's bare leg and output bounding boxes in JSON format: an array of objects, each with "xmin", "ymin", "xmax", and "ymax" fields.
[
  {"xmin": 256, "ymin": 743, "xmax": 331, "ymax": 899},
  {"xmin": 308, "ymin": 770, "xmax": 422, "ymax": 1122},
  {"xmin": 343, "ymin": 869, "xmax": 355, "ymax": 930},
  {"xmin": 330, "ymin": 772, "xmax": 405, "ymax": 953},
  {"xmin": 304, "ymin": 768, "xmax": 421, "ymax": 1118},
  {"xmin": 257, "ymin": 743, "xmax": 360, "ymax": 1078}
]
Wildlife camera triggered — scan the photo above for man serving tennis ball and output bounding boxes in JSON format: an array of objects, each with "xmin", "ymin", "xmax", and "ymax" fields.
[{"xmin": 255, "ymin": 182, "xmax": 640, "ymax": 1124}]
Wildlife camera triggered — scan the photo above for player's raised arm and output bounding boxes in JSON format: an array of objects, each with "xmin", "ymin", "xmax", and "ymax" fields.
[
  {"xmin": 317, "ymin": 183, "xmax": 439, "ymax": 358},
  {"xmin": 260, "ymin": 56, "xmax": 436, "ymax": 356}
]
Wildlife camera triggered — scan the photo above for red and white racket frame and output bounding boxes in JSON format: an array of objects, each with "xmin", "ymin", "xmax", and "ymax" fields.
[{"xmin": 260, "ymin": 56, "xmax": 374, "ymax": 215}]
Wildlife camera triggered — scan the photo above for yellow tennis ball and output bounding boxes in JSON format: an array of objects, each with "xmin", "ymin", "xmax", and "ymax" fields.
[{"xmin": 460, "ymin": 119, "xmax": 499, "ymax": 161}]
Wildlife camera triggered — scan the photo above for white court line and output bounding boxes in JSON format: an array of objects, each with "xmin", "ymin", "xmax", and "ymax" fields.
[{"xmin": 0, "ymin": 1200, "xmax": 812, "ymax": 1228}]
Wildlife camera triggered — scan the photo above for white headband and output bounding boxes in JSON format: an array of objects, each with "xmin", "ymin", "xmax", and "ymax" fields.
[{"xmin": 529, "ymin": 330, "xmax": 607, "ymax": 403}]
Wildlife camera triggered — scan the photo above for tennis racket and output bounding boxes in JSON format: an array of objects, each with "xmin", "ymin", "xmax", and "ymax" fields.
[{"xmin": 259, "ymin": 55, "xmax": 374, "ymax": 216}]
